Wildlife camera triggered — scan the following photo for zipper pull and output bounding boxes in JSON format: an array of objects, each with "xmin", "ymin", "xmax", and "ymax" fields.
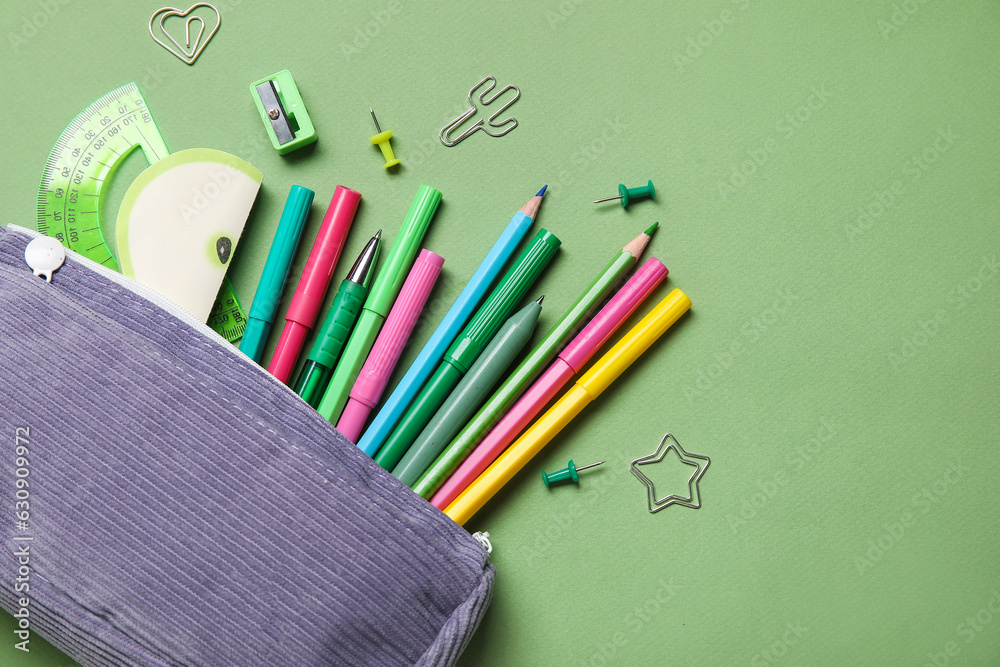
[
  {"xmin": 25, "ymin": 237, "xmax": 66, "ymax": 283},
  {"xmin": 472, "ymin": 531, "xmax": 493, "ymax": 555}
]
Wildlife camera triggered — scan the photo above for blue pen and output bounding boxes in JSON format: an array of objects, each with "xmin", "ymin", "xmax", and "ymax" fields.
[
  {"xmin": 240, "ymin": 185, "xmax": 314, "ymax": 361},
  {"xmin": 358, "ymin": 185, "xmax": 547, "ymax": 456}
]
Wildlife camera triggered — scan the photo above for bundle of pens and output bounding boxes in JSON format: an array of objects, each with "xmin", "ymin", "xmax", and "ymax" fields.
[{"xmin": 244, "ymin": 183, "xmax": 690, "ymax": 525}]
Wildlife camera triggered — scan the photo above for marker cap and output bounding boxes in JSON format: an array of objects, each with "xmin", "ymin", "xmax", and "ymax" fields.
[{"xmin": 366, "ymin": 185, "xmax": 442, "ymax": 317}]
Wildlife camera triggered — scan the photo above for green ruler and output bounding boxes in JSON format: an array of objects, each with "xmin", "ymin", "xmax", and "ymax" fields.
[
  {"xmin": 208, "ymin": 282, "xmax": 248, "ymax": 341},
  {"xmin": 36, "ymin": 82, "xmax": 247, "ymax": 342}
]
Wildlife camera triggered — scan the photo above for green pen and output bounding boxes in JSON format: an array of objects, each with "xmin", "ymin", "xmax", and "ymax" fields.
[
  {"xmin": 373, "ymin": 228, "xmax": 561, "ymax": 471},
  {"xmin": 316, "ymin": 185, "xmax": 442, "ymax": 422},
  {"xmin": 391, "ymin": 297, "xmax": 543, "ymax": 486},
  {"xmin": 294, "ymin": 230, "xmax": 381, "ymax": 407},
  {"xmin": 413, "ymin": 222, "xmax": 657, "ymax": 499}
]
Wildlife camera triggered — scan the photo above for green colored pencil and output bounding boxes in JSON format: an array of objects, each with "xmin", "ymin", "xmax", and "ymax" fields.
[{"xmin": 411, "ymin": 223, "xmax": 657, "ymax": 499}]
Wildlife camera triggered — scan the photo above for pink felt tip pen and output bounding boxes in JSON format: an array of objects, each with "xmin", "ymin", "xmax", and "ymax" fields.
[
  {"xmin": 430, "ymin": 256, "xmax": 667, "ymax": 510},
  {"xmin": 268, "ymin": 186, "xmax": 362, "ymax": 383},
  {"xmin": 337, "ymin": 249, "xmax": 444, "ymax": 442}
]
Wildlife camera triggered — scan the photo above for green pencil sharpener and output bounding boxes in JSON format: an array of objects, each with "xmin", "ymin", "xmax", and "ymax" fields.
[{"xmin": 250, "ymin": 70, "xmax": 317, "ymax": 155}]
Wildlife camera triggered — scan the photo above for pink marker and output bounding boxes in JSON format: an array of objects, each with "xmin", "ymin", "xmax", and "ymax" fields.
[
  {"xmin": 337, "ymin": 249, "xmax": 444, "ymax": 442},
  {"xmin": 430, "ymin": 256, "xmax": 668, "ymax": 510},
  {"xmin": 269, "ymin": 186, "xmax": 362, "ymax": 383}
]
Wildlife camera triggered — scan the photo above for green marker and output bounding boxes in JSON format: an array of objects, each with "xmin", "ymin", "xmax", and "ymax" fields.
[
  {"xmin": 391, "ymin": 297, "xmax": 543, "ymax": 486},
  {"xmin": 373, "ymin": 228, "xmax": 561, "ymax": 471},
  {"xmin": 412, "ymin": 222, "xmax": 657, "ymax": 499},
  {"xmin": 295, "ymin": 230, "xmax": 381, "ymax": 407},
  {"xmin": 316, "ymin": 185, "xmax": 442, "ymax": 422}
]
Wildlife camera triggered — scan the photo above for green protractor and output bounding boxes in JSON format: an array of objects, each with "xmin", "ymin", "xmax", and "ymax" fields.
[
  {"xmin": 36, "ymin": 82, "xmax": 247, "ymax": 342},
  {"xmin": 37, "ymin": 83, "xmax": 166, "ymax": 269}
]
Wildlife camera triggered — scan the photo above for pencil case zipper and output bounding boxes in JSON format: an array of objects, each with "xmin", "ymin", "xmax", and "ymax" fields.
[
  {"xmin": 14, "ymin": 225, "xmax": 497, "ymax": 557},
  {"xmin": 11, "ymin": 224, "xmax": 297, "ymax": 398}
]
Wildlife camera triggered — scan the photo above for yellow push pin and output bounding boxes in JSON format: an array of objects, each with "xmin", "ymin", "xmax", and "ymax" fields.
[{"xmin": 368, "ymin": 107, "xmax": 401, "ymax": 168}]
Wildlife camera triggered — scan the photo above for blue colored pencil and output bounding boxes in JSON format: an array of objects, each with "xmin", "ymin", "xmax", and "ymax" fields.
[{"xmin": 357, "ymin": 186, "xmax": 547, "ymax": 456}]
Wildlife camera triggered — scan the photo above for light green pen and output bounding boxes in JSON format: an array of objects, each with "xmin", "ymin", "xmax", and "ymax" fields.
[
  {"xmin": 316, "ymin": 185, "xmax": 442, "ymax": 422},
  {"xmin": 294, "ymin": 230, "xmax": 381, "ymax": 408}
]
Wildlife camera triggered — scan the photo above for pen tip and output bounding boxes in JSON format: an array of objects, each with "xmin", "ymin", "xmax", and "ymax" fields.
[
  {"xmin": 644, "ymin": 221, "xmax": 659, "ymax": 236},
  {"xmin": 535, "ymin": 295, "xmax": 544, "ymax": 305},
  {"xmin": 537, "ymin": 185, "xmax": 548, "ymax": 197},
  {"xmin": 375, "ymin": 229, "xmax": 382, "ymax": 238}
]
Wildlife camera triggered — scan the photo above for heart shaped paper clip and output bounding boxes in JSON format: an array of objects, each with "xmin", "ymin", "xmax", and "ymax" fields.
[{"xmin": 149, "ymin": 4, "xmax": 221, "ymax": 66}]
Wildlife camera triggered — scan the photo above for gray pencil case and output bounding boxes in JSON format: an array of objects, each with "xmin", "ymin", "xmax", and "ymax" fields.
[{"xmin": 0, "ymin": 224, "xmax": 494, "ymax": 666}]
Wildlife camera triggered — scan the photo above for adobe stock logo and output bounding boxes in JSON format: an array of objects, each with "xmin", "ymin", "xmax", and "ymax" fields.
[
  {"xmin": 671, "ymin": 0, "xmax": 759, "ymax": 72},
  {"xmin": 922, "ymin": 590, "xmax": 1000, "ymax": 667},
  {"xmin": 339, "ymin": 0, "xmax": 407, "ymax": 62},
  {"xmin": 8, "ymin": 0, "xmax": 73, "ymax": 53},
  {"xmin": 889, "ymin": 253, "xmax": 998, "ymax": 368},
  {"xmin": 715, "ymin": 86, "xmax": 832, "ymax": 202},
  {"xmin": 554, "ymin": 118, "xmax": 629, "ymax": 189},
  {"xmin": 878, "ymin": 0, "xmax": 934, "ymax": 40},
  {"xmin": 845, "ymin": 127, "xmax": 960, "ymax": 243},
  {"xmin": 575, "ymin": 578, "xmax": 677, "ymax": 667},
  {"xmin": 727, "ymin": 416, "xmax": 840, "ymax": 533},
  {"xmin": 750, "ymin": 621, "xmax": 809, "ymax": 666},
  {"xmin": 853, "ymin": 460, "xmax": 968, "ymax": 576},
  {"xmin": 684, "ymin": 289, "xmax": 799, "ymax": 403}
]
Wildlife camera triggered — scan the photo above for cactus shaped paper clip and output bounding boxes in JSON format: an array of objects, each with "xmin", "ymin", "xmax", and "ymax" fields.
[{"xmin": 440, "ymin": 76, "xmax": 521, "ymax": 147}]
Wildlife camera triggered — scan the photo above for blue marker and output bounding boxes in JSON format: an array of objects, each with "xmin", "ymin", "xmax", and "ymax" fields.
[
  {"xmin": 358, "ymin": 185, "xmax": 547, "ymax": 456},
  {"xmin": 240, "ymin": 185, "xmax": 314, "ymax": 361}
]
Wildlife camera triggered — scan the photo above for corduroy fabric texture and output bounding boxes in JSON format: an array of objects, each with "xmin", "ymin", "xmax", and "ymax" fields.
[{"xmin": 0, "ymin": 225, "xmax": 494, "ymax": 666}]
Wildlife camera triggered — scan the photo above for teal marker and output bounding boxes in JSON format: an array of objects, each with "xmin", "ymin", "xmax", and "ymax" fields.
[
  {"xmin": 392, "ymin": 297, "xmax": 543, "ymax": 487},
  {"xmin": 241, "ymin": 185, "xmax": 314, "ymax": 361}
]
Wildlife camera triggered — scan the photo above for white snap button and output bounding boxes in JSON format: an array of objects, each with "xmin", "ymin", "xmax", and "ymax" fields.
[{"xmin": 25, "ymin": 237, "xmax": 66, "ymax": 283}]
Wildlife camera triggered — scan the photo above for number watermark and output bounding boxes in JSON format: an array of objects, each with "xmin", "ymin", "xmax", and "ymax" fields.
[{"xmin": 12, "ymin": 426, "xmax": 33, "ymax": 652}]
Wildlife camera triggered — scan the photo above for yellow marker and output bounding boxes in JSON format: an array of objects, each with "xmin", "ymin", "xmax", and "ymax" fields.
[
  {"xmin": 446, "ymin": 288, "xmax": 691, "ymax": 525},
  {"xmin": 369, "ymin": 107, "xmax": 401, "ymax": 168}
]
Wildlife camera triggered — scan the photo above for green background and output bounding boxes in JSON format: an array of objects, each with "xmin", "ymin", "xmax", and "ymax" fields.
[{"xmin": 3, "ymin": 0, "xmax": 998, "ymax": 665}]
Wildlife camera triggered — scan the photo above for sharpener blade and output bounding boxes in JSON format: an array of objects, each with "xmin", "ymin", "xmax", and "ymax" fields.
[{"xmin": 255, "ymin": 81, "xmax": 294, "ymax": 145}]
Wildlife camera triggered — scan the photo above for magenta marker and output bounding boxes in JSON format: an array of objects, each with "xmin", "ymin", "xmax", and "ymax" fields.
[
  {"xmin": 268, "ymin": 186, "xmax": 362, "ymax": 383},
  {"xmin": 337, "ymin": 249, "xmax": 444, "ymax": 442}
]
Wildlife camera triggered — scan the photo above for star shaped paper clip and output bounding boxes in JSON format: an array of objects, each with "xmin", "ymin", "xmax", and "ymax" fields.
[{"xmin": 630, "ymin": 433, "xmax": 711, "ymax": 514}]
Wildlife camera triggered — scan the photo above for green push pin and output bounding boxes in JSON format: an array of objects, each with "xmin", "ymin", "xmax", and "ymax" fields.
[
  {"xmin": 369, "ymin": 107, "xmax": 401, "ymax": 168},
  {"xmin": 542, "ymin": 460, "xmax": 605, "ymax": 489},
  {"xmin": 593, "ymin": 179, "xmax": 655, "ymax": 208}
]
